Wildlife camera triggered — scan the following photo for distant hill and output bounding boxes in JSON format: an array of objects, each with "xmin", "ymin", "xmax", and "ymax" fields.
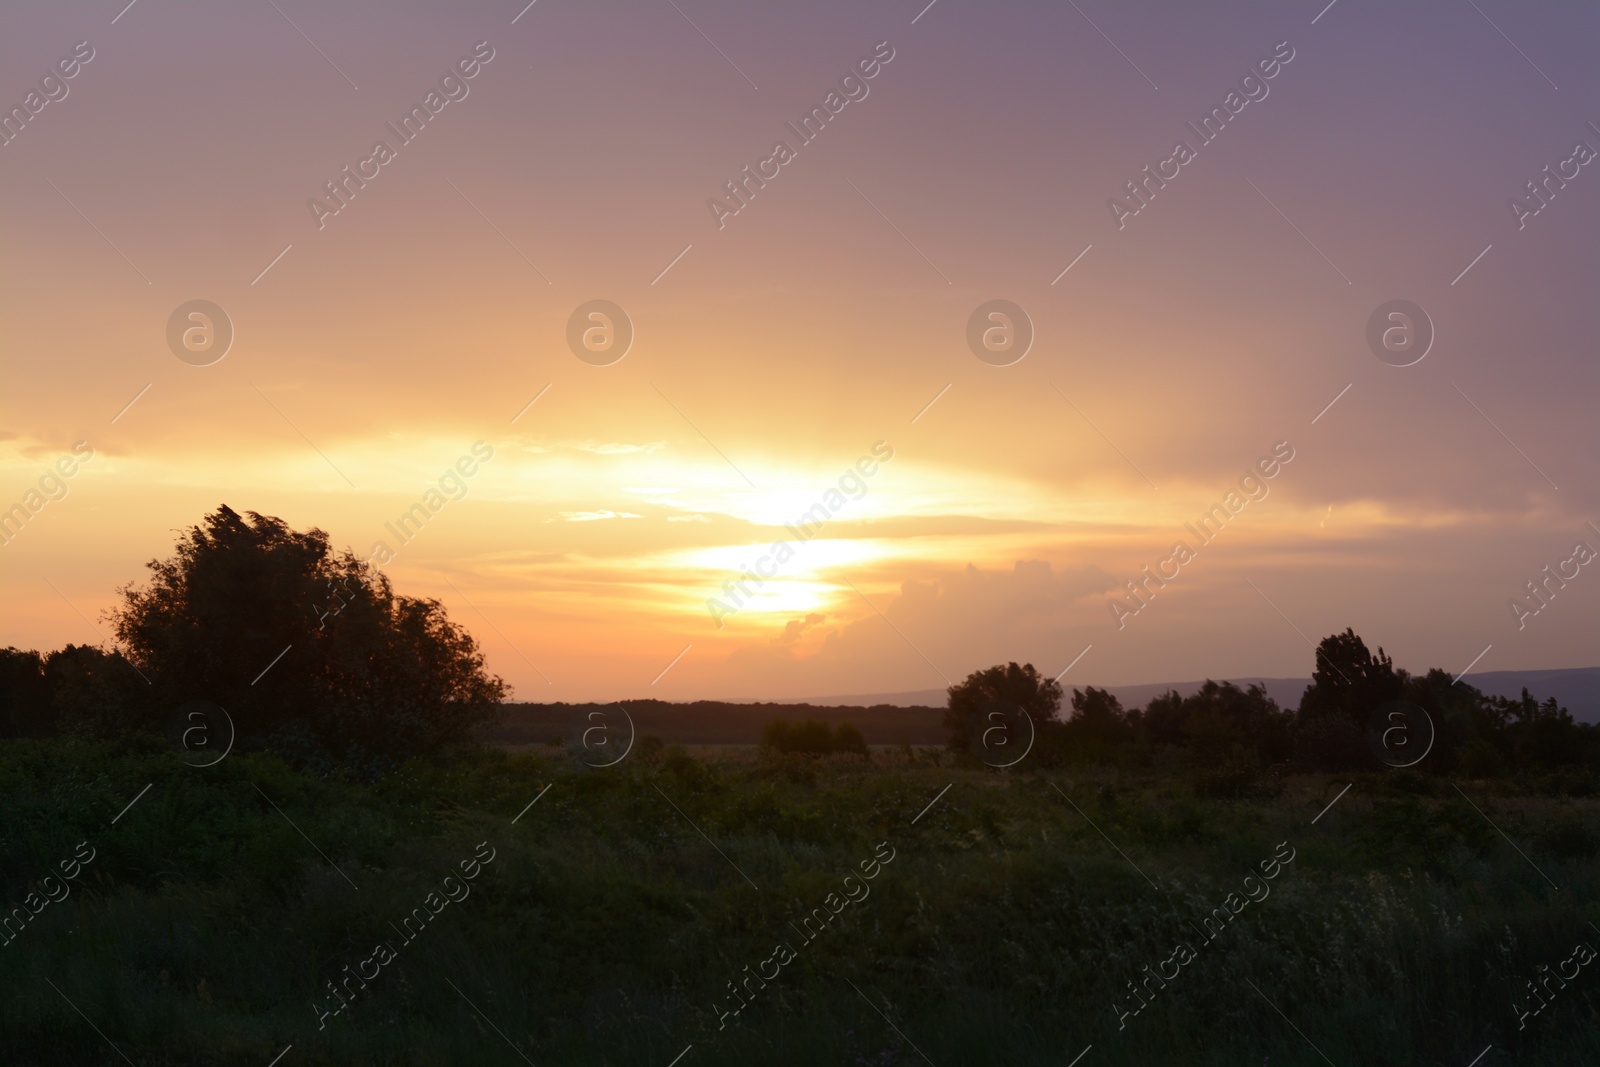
[{"xmin": 812, "ymin": 666, "xmax": 1600, "ymax": 724}]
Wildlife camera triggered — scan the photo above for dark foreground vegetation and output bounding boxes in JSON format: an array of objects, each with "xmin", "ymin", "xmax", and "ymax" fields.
[
  {"xmin": 2, "ymin": 741, "xmax": 1598, "ymax": 1065},
  {"xmin": 482, "ymin": 699, "xmax": 946, "ymax": 748},
  {"xmin": 3, "ymin": 508, "xmax": 1597, "ymax": 1063}
]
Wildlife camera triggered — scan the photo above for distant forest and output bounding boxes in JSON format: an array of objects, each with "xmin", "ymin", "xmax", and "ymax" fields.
[
  {"xmin": 936, "ymin": 632, "xmax": 1596, "ymax": 787},
  {"xmin": 487, "ymin": 628, "xmax": 1598, "ymax": 787}
]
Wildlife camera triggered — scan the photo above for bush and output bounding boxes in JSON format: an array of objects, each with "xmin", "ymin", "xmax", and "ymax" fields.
[
  {"xmin": 760, "ymin": 718, "xmax": 868, "ymax": 756},
  {"xmin": 833, "ymin": 722, "xmax": 868, "ymax": 756}
]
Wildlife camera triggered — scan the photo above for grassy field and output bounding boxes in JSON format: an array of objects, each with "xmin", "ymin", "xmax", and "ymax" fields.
[
  {"xmin": 480, "ymin": 700, "xmax": 948, "ymax": 747},
  {"xmin": 1, "ymin": 736, "xmax": 1597, "ymax": 1065}
]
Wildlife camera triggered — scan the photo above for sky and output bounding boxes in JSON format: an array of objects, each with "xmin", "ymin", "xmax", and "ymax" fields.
[{"xmin": 1, "ymin": 0, "xmax": 1596, "ymax": 704}]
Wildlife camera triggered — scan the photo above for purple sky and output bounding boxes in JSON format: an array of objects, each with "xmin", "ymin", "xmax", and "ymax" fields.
[{"xmin": 1, "ymin": 0, "xmax": 1595, "ymax": 701}]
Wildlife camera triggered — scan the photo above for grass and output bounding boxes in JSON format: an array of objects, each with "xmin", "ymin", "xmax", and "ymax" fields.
[{"xmin": 0, "ymin": 736, "xmax": 1596, "ymax": 1065}]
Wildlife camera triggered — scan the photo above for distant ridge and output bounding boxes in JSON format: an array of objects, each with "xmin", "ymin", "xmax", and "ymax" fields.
[{"xmin": 807, "ymin": 666, "xmax": 1600, "ymax": 724}]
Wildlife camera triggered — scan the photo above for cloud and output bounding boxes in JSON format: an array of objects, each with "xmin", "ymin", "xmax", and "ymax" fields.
[
  {"xmin": 775, "ymin": 612, "xmax": 826, "ymax": 646},
  {"xmin": 554, "ymin": 510, "xmax": 643, "ymax": 522},
  {"xmin": 575, "ymin": 441, "xmax": 665, "ymax": 456}
]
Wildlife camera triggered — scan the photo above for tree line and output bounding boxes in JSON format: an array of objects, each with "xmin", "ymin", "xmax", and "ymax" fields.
[{"xmin": 945, "ymin": 632, "xmax": 1596, "ymax": 786}]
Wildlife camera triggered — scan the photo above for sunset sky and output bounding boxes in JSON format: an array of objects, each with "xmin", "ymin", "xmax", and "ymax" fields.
[{"xmin": 2, "ymin": 0, "xmax": 1595, "ymax": 703}]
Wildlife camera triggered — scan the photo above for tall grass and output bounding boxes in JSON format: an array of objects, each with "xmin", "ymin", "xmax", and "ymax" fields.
[{"xmin": 0, "ymin": 738, "xmax": 1595, "ymax": 1064}]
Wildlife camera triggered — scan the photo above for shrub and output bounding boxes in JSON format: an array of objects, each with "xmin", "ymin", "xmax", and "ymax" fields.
[
  {"xmin": 833, "ymin": 722, "xmax": 868, "ymax": 757},
  {"xmin": 760, "ymin": 718, "xmax": 867, "ymax": 757}
]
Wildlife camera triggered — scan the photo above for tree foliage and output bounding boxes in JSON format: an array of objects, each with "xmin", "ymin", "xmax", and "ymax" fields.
[
  {"xmin": 1297, "ymin": 628, "xmax": 1403, "ymax": 727},
  {"xmin": 0, "ymin": 648, "xmax": 51, "ymax": 737},
  {"xmin": 102, "ymin": 505, "xmax": 505, "ymax": 772},
  {"xmin": 761, "ymin": 717, "xmax": 868, "ymax": 756},
  {"xmin": 943, "ymin": 661, "xmax": 1061, "ymax": 762}
]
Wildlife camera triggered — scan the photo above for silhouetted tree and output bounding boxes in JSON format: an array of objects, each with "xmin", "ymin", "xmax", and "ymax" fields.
[
  {"xmin": 1496, "ymin": 687, "xmax": 1592, "ymax": 769},
  {"xmin": 1298, "ymin": 629, "xmax": 1403, "ymax": 728},
  {"xmin": 1135, "ymin": 689, "xmax": 1188, "ymax": 750},
  {"xmin": 46, "ymin": 645, "xmax": 150, "ymax": 739},
  {"xmin": 108, "ymin": 505, "xmax": 505, "ymax": 773},
  {"xmin": 944, "ymin": 662, "xmax": 1061, "ymax": 761},
  {"xmin": 0, "ymin": 644, "xmax": 152, "ymax": 738},
  {"xmin": 1392, "ymin": 668, "xmax": 1490, "ymax": 774},
  {"xmin": 1128, "ymin": 680, "xmax": 1288, "ymax": 767},
  {"xmin": 1292, "ymin": 629, "xmax": 1403, "ymax": 770},
  {"xmin": 0, "ymin": 648, "xmax": 52, "ymax": 737},
  {"xmin": 1054, "ymin": 686, "xmax": 1136, "ymax": 764}
]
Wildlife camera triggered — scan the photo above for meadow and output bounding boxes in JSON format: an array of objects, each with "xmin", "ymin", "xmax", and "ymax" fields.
[{"xmin": 2, "ymin": 736, "xmax": 1596, "ymax": 1066}]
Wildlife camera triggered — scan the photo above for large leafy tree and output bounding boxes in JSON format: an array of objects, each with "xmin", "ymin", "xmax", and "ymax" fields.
[
  {"xmin": 109, "ymin": 506, "xmax": 505, "ymax": 772},
  {"xmin": 943, "ymin": 662, "xmax": 1061, "ymax": 760},
  {"xmin": 1297, "ymin": 628, "xmax": 1404, "ymax": 729},
  {"xmin": 1292, "ymin": 630, "xmax": 1403, "ymax": 770}
]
